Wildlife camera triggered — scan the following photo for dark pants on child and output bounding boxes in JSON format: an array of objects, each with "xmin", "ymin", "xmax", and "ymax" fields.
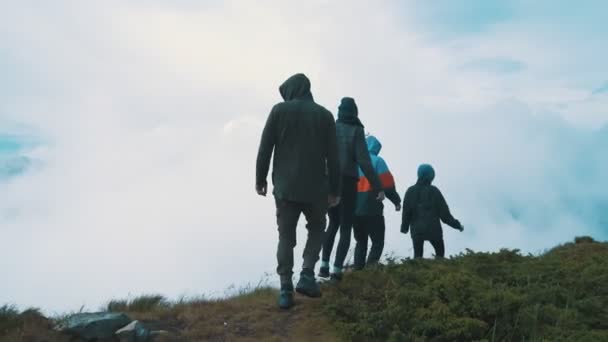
[
  {"xmin": 321, "ymin": 176, "xmax": 358, "ymax": 268},
  {"xmin": 412, "ymin": 238, "xmax": 445, "ymax": 259},
  {"xmin": 353, "ymin": 215, "xmax": 385, "ymax": 269},
  {"xmin": 275, "ymin": 198, "xmax": 327, "ymax": 290}
]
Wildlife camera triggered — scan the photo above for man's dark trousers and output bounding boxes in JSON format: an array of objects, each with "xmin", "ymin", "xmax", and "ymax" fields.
[
  {"xmin": 353, "ymin": 215, "xmax": 385, "ymax": 269},
  {"xmin": 412, "ymin": 238, "xmax": 445, "ymax": 259},
  {"xmin": 275, "ymin": 198, "xmax": 327, "ymax": 290},
  {"xmin": 321, "ymin": 176, "xmax": 358, "ymax": 269}
]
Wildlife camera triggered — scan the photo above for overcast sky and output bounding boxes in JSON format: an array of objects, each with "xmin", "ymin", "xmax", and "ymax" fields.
[{"xmin": 1, "ymin": 0, "xmax": 607, "ymax": 313}]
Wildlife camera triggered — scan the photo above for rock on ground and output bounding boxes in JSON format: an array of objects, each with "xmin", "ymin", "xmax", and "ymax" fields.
[
  {"xmin": 115, "ymin": 320, "xmax": 150, "ymax": 342},
  {"xmin": 57, "ymin": 312, "xmax": 132, "ymax": 340}
]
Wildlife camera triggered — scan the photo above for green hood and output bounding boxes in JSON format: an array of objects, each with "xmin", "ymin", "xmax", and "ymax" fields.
[
  {"xmin": 279, "ymin": 73, "xmax": 313, "ymax": 101},
  {"xmin": 337, "ymin": 97, "xmax": 363, "ymax": 127}
]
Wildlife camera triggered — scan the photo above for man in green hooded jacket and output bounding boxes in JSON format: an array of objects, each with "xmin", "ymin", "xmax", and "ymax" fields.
[{"xmin": 256, "ymin": 73, "xmax": 340, "ymax": 309}]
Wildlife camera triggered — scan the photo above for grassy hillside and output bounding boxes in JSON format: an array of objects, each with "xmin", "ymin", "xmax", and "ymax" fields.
[
  {"xmin": 2, "ymin": 237, "xmax": 607, "ymax": 341},
  {"xmin": 322, "ymin": 236, "xmax": 608, "ymax": 341}
]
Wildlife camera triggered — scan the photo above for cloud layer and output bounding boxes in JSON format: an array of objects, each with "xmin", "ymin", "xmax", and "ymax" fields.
[{"xmin": 1, "ymin": 0, "xmax": 606, "ymax": 312}]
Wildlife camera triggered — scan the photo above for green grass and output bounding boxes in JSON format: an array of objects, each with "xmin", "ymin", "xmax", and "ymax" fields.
[
  {"xmin": 1, "ymin": 236, "xmax": 606, "ymax": 341},
  {"xmin": 0, "ymin": 305, "xmax": 20, "ymax": 334},
  {"xmin": 107, "ymin": 294, "xmax": 170, "ymax": 313},
  {"xmin": 0, "ymin": 305, "xmax": 64, "ymax": 341},
  {"xmin": 321, "ymin": 236, "xmax": 608, "ymax": 341}
]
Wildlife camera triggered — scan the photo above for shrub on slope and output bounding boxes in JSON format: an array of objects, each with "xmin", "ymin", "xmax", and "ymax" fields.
[{"xmin": 322, "ymin": 237, "xmax": 608, "ymax": 341}]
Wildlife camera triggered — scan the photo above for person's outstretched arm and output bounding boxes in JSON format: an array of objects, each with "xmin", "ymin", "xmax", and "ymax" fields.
[
  {"xmin": 376, "ymin": 157, "xmax": 401, "ymax": 209},
  {"xmin": 354, "ymin": 128, "xmax": 383, "ymax": 194},
  {"xmin": 435, "ymin": 188, "xmax": 463, "ymax": 230},
  {"xmin": 255, "ymin": 108, "xmax": 277, "ymax": 195}
]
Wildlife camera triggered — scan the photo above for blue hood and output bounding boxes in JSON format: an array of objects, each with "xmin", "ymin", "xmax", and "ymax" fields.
[
  {"xmin": 366, "ymin": 135, "xmax": 382, "ymax": 156},
  {"xmin": 417, "ymin": 164, "xmax": 435, "ymax": 185}
]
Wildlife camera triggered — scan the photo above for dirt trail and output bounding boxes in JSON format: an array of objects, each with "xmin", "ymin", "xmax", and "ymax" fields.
[
  {"xmin": 1, "ymin": 289, "xmax": 340, "ymax": 342},
  {"xmin": 140, "ymin": 289, "xmax": 340, "ymax": 341}
]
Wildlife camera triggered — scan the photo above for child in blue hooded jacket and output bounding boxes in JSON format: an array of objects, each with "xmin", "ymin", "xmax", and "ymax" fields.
[
  {"xmin": 401, "ymin": 164, "xmax": 464, "ymax": 258},
  {"xmin": 353, "ymin": 135, "xmax": 402, "ymax": 270}
]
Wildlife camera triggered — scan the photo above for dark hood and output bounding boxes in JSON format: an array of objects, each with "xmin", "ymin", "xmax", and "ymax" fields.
[
  {"xmin": 279, "ymin": 73, "xmax": 313, "ymax": 101},
  {"xmin": 417, "ymin": 164, "xmax": 435, "ymax": 185},
  {"xmin": 337, "ymin": 97, "xmax": 363, "ymax": 127}
]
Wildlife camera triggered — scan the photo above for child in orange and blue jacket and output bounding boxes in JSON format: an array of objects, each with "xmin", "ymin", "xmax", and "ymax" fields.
[{"xmin": 353, "ymin": 135, "xmax": 401, "ymax": 270}]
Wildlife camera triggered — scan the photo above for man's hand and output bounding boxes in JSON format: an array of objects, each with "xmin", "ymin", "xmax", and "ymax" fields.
[
  {"xmin": 376, "ymin": 191, "xmax": 385, "ymax": 201},
  {"xmin": 458, "ymin": 223, "xmax": 464, "ymax": 232},
  {"xmin": 395, "ymin": 203, "xmax": 402, "ymax": 212},
  {"xmin": 256, "ymin": 184, "xmax": 267, "ymax": 196},
  {"xmin": 328, "ymin": 195, "xmax": 341, "ymax": 208}
]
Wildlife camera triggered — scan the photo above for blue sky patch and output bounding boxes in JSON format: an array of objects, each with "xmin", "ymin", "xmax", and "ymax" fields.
[
  {"xmin": 0, "ymin": 134, "xmax": 35, "ymax": 178},
  {"xmin": 0, "ymin": 137, "xmax": 22, "ymax": 153},
  {"xmin": 459, "ymin": 57, "xmax": 525, "ymax": 74},
  {"xmin": 592, "ymin": 82, "xmax": 608, "ymax": 95},
  {"xmin": 406, "ymin": 1, "xmax": 514, "ymax": 37}
]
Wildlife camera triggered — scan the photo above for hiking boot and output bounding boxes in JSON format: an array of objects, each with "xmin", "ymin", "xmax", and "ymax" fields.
[
  {"xmin": 329, "ymin": 272, "xmax": 343, "ymax": 282},
  {"xmin": 278, "ymin": 290, "xmax": 294, "ymax": 310},
  {"xmin": 295, "ymin": 274, "xmax": 321, "ymax": 298},
  {"xmin": 318, "ymin": 266, "xmax": 330, "ymax": 278}
]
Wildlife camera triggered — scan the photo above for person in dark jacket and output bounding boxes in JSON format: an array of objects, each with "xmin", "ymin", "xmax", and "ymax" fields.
[
  {"xmin": 256, "ymin": 73, "xmax": 340, "ymax": 309},
  {"xmin": 353, "ymin": 135, "xmax": 401, "ymax": 270},
  {"xmin": 401, "ymin": 164, "xmax": 464, "ymax": 258},
  {"xmin": 319, "ymin": 97, "xmax": 385, "ymax": 281}
]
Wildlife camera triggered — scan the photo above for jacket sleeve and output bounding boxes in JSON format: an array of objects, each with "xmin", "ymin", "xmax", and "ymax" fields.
[
  {"xmin": 255, "ymin": 108, "xmax": 277, "ymax": 186},
  {"xmin": 326, "ymin": 114, "xmax": 341, "ymax": 196},
  {"xmin": 354, "ymin": 128, "xmax": 382, "ymax": 191},
  {"xmin": 386, "ymin": 188, "xmax": 401, "ymax": 207},
  {"xmin": 435, "ymin": 187, "xmax": 461, "ymax": 230},
  {"xmin": 401, "ymin": 187, "xmax": 413, "ymax": 234},
  {"xmin": 376, "ymin": 157, "xmax": 401, "ymax": 206}
]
